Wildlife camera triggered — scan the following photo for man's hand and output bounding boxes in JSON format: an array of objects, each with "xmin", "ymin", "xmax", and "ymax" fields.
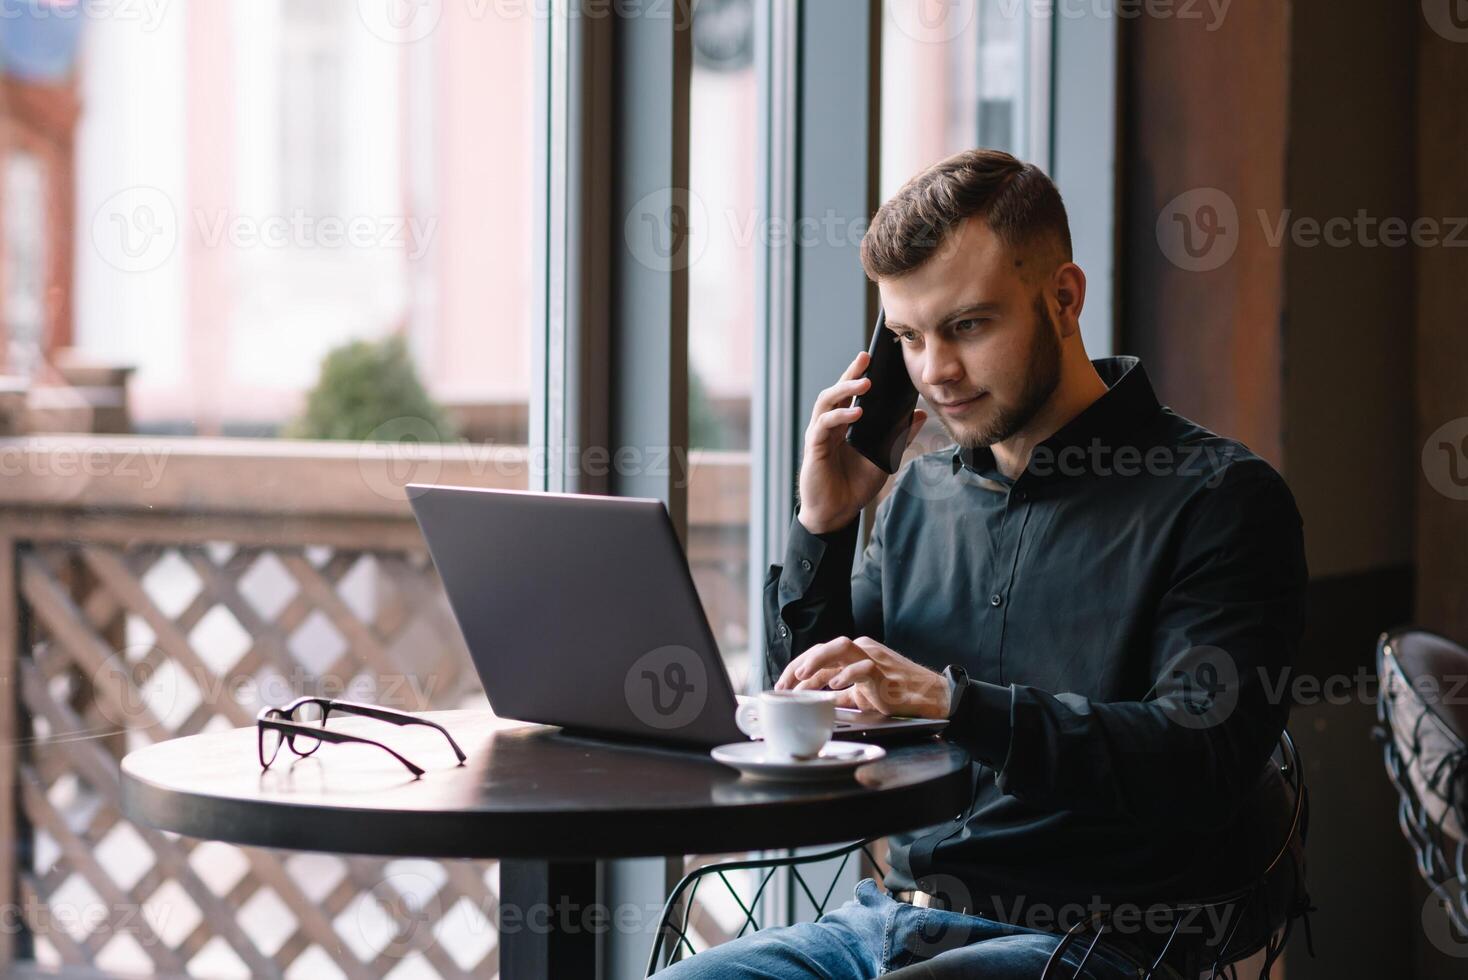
[
  {"xmin": 774, "ymin": 636, "xmax": 950, "ymax": 719},
  {"xmin": 797, "ymin": 350, "xmax": 928, "ymax": 535}
]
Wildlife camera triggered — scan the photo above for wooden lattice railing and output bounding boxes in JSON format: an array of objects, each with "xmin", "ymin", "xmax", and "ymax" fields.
[{"xmin": 0, "ymin": 435, "xmax": 752, "ymax": 979}]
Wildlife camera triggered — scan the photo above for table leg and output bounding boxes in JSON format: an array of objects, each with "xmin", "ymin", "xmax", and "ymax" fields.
[{"xmin": 499, "ymin": 858, "xmax": 599, "ymax": 978}]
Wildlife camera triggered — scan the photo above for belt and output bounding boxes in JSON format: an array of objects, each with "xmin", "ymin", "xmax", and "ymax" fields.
[{"xmin": 893, "ymin": 889, "xmax": 946, "ymax": 910}]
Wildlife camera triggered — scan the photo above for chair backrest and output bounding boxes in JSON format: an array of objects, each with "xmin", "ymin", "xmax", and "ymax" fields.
[
  {"xmin": 1041, "ymin": 730, "xmax": 1312, "ymax": 980},
  {"xmin": 1375, "ymin": 628, "xmax": 1468, "ymax": 934},
  {"xmin": 645, "ymin": 839, "xmax": 886, "ymax": 976}
]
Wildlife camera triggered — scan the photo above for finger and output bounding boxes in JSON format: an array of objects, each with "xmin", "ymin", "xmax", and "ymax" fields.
[
  {"xmin": 851, "ymin": 636, "xmax": 902, "ymax": 665},
  {"xmin": 832, "ymin": 683, "xmax": 883, "ymax": 714},
  {"xmin": 839, "ymin": 349, "xmax": 870, "ymax": 382},
  {"xmin": 829, "ymin": 659, "xmax": 879, "ymax": 691},
  {"xmin": 777, "ymin": 638, "xmax": 851, "ymax": 689},
  {"xmin": 809, "ymin": 377, "xmax": 872, "ymax": 423},
  {"xmin": 775, "ymin": 652, "xmax": 813, "ymax": 690},
  {"xmin": 790, "ymin": 648, "xmax": 862, "ymax": 684},
  {"xmin": 807, "ymin": 405, "xmax": 863, "ymax": 448},
  {"xmin": 793, "ymin": 667, "xmax": 844, "ymax": 691},
  {"xmin": 775, "ymin": 659, "xmax": 804, "ymax": 690},
  {"xmin": 789, "ymin": 641, "xmax": 867, "ymax": 681},
  {"xmin": 851, "ymin": 684, "xmax": 883, "ymax": 714}
]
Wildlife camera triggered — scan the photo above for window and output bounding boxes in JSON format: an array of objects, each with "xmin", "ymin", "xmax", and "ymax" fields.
[
  {"xmin": 72, "ymin": 1, "xmax": 540, "ymax": 440},
  {"xmin": 8, "ymin": 4, "xmax": 548, "ymax": 977},
  {"xmin": 881, "ymin": 0, "xmax": 1052, "ymax": 198},
  {"xmin": 881, "ymin": 0, "xmax": 1115, "ymax": 355},
  {"xmin": 878, "ymin": 0, "xmax": 1057, "ymax": 466},
  {"xmin": 688, "ymin": 0, "xmax": 760, "ymax": 689}
]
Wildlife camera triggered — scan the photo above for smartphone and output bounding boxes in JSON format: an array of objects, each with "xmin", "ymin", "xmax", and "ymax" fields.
[{"xmin": 844, "ymin": 307, "xmax": 919, "ymax": 474}]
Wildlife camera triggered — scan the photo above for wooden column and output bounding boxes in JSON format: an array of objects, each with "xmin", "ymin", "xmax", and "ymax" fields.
[
  {"xmin": 1118, "ymin": 0, "xmax": 1290, "ymax": 466},
  {"xmin": 1121, "ymin": 4, "xmax": 1427, "ymax": 979},
  {"xmin": 1413, "ymin": 11, "xmax": 1468, "ymax": 979},
  {"xmin": 1415, "ymin": 9, "xmax": 1468, "ymax": 645},
  {"xmin": 0, "ymin": 77, "xmax": 80, "ymax": 368}
]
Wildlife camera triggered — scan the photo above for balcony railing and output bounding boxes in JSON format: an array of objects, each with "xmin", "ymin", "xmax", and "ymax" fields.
[{"xmin": 0, "ymin": 434, "xmax": 752, "ymax": 979}]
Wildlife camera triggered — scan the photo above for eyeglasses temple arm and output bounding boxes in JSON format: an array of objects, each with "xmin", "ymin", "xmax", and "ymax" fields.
[
  {"xmin": 322, "ymin": 702, "xmax": 468, "ymax": 762},
  {"xmin": 275, "ymin": 722, "xmax": 426, "ymax": 777}
]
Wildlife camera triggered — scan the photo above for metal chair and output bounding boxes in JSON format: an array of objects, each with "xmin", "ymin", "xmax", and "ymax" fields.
[
  {"xmin": 645, "ymin": 838, "xmax": 886, "ymax": 976},
  {"xmin": 1039, "ymin": 731, "xmax": 1312, "ymax": 980},
  {"xmin": 648, "ymin": 731, "xmax": 1311, "ymax": 979},
  {"xmin": 1374, "ymin": 628, "xmax": 1468, "ymax": 938}
]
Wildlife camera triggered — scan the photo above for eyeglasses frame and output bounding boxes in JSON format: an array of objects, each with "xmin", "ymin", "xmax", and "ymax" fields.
[{"xmin": 255, "ymin": 697, "xmax": 468, "ymax": 778}]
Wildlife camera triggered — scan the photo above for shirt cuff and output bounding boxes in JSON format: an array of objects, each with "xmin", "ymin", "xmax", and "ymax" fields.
[
  {"xmin": 778, "ymin": 508, "xmax": 859, "ymax": 606},
  {"xmin": 947, "ymin": 679, "xmax": 1015, "ymax": 769}
]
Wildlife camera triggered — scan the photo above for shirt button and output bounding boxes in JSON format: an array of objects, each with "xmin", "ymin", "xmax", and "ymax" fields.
[
  {"xmin": 989, "ymin": 593, "xmax": 1004, "ymax": 607},
  {"xmin": 777, "ymin": 623, "xmax": 789, "ymax": 638},
  {"xmin": 1014, "ymin": 489, "xmax": 1028, "ymax": 502},
  {"xmin": 800, "ymin": 558, "xmax": 813, "ymax": 572}
]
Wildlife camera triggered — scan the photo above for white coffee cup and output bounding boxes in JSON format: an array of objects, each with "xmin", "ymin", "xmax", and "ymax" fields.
[{"xmin": 735, "ymin": 690, "xmax": 837, "ymax": 760}]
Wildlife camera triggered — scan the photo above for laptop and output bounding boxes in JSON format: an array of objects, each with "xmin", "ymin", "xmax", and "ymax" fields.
[{"xmin": 407, "ymin": 483, "xmax": 947, "ymax": 749}]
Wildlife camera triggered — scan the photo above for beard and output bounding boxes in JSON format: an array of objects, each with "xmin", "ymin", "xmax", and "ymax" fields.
[{"xmin": 937, "ymin": 294, "xmax": 1063, "ymax": 450}]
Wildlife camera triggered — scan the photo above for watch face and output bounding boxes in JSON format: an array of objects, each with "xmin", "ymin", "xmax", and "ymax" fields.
[{"xmin": 942, "ymin": 666, "xmax": 968, "ymax": 717}]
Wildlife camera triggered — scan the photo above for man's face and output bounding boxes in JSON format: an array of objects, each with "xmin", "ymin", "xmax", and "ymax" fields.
[{"xmin": 877, "ymin": 217, "xmax": 1062, "ymax": 450}]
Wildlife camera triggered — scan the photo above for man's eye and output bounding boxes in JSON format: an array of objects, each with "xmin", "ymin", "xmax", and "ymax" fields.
[
  {"xmin": 955, "ymin": 319, "xmax": 984, "ymax": 333},
  {"xmin": 898, "ymin": 331, "xmax": 919, "ymax": 344}
]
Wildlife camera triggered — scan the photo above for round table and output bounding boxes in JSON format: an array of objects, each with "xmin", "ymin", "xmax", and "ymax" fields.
[{"xmin": 121, "ymin": 708, "xmax": 971, "ymax": 976}]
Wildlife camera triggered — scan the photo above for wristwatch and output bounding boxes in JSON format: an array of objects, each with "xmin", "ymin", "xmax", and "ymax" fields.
[{"xmin": 941, "ymin": 664, "xmax": 969, "ymax": 719}]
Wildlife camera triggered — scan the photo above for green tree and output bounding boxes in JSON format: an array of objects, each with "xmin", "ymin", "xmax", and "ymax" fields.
[
  {"xmin": 688, "ymin": 368, "xmax": 725, "ymax": 449},
  {"xmin": 285, "ymin": 335, "xmax": 457, "ymax": 442}
]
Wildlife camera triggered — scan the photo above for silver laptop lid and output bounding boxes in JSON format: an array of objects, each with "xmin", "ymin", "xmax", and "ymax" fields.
[{"xmin": 407, "ymin": 484, "xmax": 744, "ymax": 747}]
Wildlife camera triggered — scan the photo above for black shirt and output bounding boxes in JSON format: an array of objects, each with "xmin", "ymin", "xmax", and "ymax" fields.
[{"xmin": 763, "ymin": 356, "xmax": 1308, "ymax": 916}]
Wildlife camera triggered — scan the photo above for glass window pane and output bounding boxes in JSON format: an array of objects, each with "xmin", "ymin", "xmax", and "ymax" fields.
[
  {"xmin": 688, "ymin": 0, "xmax": 760, "ymax": 690},
  {"xmin": 879, "ymin": 0, "xmax": 1049, "ymax": 471},
  {"xmin": 881, "ymin": 0, "xmax": 1047, "ymax": 199},
  {"xmin": 58, "ymin": 2, "xmax": 541, "ymax": 445},
  {"xmin": 0, "ymin": 5, "xmax": 546, "ymax": 977}
]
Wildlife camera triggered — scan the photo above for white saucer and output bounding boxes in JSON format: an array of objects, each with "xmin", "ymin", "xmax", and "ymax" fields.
[{"xmin": 710, "ymin": 740, "xmax": 886, "ymax": 782}]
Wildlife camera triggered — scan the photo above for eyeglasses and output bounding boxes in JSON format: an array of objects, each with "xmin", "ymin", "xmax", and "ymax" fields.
[{"xmin": 256, "ymin": 697, "xmax": 467, "ymax": 778}]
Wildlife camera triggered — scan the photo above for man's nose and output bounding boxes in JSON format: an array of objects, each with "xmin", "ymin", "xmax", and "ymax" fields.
[{"xmin": 919, "ymin": 338, "xmax": 963, "ymax": 388}]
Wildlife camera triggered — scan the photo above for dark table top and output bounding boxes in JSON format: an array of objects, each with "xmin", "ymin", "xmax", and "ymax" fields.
[{"xmin": 121, "ymin": 709, "xmax": 972, "ymax": 860}]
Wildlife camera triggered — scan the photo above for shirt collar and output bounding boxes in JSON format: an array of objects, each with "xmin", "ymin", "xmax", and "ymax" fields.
[{"xmin": 950, "ymin": 356, "xmax": 1163, "ymax": 482}]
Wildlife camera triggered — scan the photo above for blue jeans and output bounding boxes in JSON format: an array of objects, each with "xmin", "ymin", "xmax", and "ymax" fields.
[{"xmin": 654, "ymin": 879, "xmax": 1164, "ymax": 979}]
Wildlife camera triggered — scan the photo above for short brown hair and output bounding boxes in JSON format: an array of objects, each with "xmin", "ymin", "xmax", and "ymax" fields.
[{"xmin": 860, "ymin": 148, "xmax": 1072, "ymax": 281}]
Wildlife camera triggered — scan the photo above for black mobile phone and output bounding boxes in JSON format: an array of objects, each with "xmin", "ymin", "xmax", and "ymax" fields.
[{"xmin": 844, "ymin": 308, "xmax": 919, "ymax": 474}]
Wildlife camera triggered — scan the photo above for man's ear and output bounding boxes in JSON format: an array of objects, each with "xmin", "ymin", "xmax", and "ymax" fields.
[{"xmin": 1052, "ymin": 262, "xmax": 1087, "ymax": 337}]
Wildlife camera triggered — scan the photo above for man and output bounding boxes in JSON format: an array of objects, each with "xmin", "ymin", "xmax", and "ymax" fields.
[{"xmin": 660, "ymin": 149, "xmax": 1307, "ymax": 978}]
